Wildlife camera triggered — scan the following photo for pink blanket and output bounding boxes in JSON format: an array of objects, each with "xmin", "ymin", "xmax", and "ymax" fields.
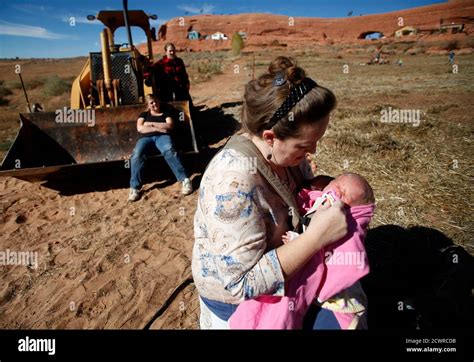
[{"xmin": 228, "ymin": 190, "xmax": 374, "ymax": 329}]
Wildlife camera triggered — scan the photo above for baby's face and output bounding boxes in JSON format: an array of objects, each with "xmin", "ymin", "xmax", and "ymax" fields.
[{"xmin": 323, "ymin": 174, "xmax": 373, "ymax": 207}]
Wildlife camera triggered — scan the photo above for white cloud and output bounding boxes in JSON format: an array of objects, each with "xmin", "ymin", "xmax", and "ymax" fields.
[
  {"xmin": 0, "ymin": 21, "xmax": 68, "ymax": 39},
  {"xmin": 178, "ymin": 3, "xmax": 216, "ymax": 14}
]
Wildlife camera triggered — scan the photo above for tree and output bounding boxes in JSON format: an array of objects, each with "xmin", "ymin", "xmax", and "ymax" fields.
[{"xmin": 232, "ymin": 32, "xmax": 244, "ymax": 56}]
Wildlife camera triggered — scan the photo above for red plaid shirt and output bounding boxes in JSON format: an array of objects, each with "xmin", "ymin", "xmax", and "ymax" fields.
[{"xmin": 151, "ymin": 56, "xmax": 189, "ymax": 100}]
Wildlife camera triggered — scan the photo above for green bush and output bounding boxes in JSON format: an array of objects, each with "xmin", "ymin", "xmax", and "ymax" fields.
[
  {"xmin": 231, "ymin": 32, "xmax": 244, "ymax": 56},
  {"xmin": 42, "ymin": 75, "xmax": 70, "ymax": 97}
]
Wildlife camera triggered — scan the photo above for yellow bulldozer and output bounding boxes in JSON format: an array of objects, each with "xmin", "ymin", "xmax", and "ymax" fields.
[{"xmin": 0, "ymin": 1, "xmax": 198, "ymax": 181}]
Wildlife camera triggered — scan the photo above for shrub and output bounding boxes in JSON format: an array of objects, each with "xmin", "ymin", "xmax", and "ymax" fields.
[
  {"xmin": 0, "ymin": 81, "xmax": 12, "ymax": 105},
  {"xmin": 231, "ymin": 32, "xmax": 244, "ymax": 56},
  {"xmin": 42, "ymin": 75, "xmax": 70, "ymax": 97}
]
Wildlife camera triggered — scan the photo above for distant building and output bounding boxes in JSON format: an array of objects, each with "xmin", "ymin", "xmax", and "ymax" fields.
[
  {"xmin": 358, "ymin": 31, "xmax": 384, "ymax": 40},
  {"xmin": 440, "ymin": 16, "xmax": 467, "ymax": 34},
  {"xmin": 395, "ymin": 26, "xmax": 417, "ymax": 38},
  {"xmin": 365, "ymin": 32, "xmax": 383, "ymax": 40},
  {"xmin": 211, "ymin": 32, "xmax": 228, "ymax": 40},
  {"xmin": 188, "ymin": 30, "xmax": 200, "ymax": 40},
  {"xmin": 440, "ymin": 23, "xmax": 464, "ymax": 34}
]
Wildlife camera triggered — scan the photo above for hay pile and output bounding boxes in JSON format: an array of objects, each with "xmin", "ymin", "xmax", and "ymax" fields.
[{"xmin": 314, "ymin": 111, "xmax": 472, "ymax": 251}]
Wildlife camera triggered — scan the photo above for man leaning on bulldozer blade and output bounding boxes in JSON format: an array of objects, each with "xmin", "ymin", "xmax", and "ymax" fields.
[
  {"xmin": 144, "ymin": 43, "xmax": 194, "ymax": 108},
  {"xmin": 128, "ymin": 94, "xmax": 193, "ymax": 202}
]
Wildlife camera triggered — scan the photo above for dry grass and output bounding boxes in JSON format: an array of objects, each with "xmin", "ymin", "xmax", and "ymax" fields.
[{"xmin": 315, "ymin": 114, "xmax": 473, "ymax": 251}]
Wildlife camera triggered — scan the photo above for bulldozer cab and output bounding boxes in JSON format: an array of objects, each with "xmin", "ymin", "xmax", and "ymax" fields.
[
  {"xmin": 72, "ymin": 10, "xmax": 156, "ymax": 109},
  {"xmin": 1, "ymin": 7, "xmax": 199, "ymax": 182}
]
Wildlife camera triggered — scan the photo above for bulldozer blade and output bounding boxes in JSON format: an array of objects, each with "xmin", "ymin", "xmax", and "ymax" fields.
[{"xmin": 0, "ymin": 101, "xmax": 198, "ymax": 181}]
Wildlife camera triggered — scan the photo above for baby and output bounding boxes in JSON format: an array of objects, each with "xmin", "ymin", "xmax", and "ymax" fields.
[
  {"xmin": 312, "ymin": 172, "xmax": 374, "ymax": 206},
  {"xmin": 284, "ymin": 172, "xmax": 375, "ymax": 243},
  {"xmin": 229, "ymin": 173, "xmax": 375, "ymax": 330}
]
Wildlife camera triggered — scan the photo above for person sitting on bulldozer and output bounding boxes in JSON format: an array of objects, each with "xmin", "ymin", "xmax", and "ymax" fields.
[{"xmin": 129, "ymin": 94, "xmax": 193, "ymax": 201}]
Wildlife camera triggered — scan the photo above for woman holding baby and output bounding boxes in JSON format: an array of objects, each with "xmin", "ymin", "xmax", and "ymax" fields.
[{"xmin": 191, "ymin": 56, "xmax": 375, "ymax": 329}]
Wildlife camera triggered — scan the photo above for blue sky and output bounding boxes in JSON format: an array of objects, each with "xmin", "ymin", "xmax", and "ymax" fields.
[{"xmin": 0, "ymin": 0, "xmax": 445, "ymax": 58}]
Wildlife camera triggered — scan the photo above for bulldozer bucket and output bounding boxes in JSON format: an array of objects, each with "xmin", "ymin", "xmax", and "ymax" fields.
[{"xmin": 0, "ymin": 101, "xmax": 198, "ymax": 181}]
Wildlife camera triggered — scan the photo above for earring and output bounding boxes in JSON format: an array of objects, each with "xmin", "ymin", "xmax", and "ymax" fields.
[{"xmin": 267, "ymin": 142, "xmax": 273, "ymax": 160}]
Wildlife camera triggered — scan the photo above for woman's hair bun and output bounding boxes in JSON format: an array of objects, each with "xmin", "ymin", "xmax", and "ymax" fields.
[
  {"xmin": 268, "ymin": 56, "xmax": 306, "ymax": 85},
  {"xmin": 242, "ymin": 55, "xmax": 336, "ymax": 140},
  {"xmin": 286, "ymin": 67, "xmax": 305, "ymax": 85}
]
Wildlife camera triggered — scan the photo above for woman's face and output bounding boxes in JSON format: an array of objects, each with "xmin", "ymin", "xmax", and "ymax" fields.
[
  {"xmin": 272, "ymin": 115, "xmax": 330, "ymax": 167},
  {"xmin": 147, "ymin": 98, "xmax": 160, "ymax": 112}
]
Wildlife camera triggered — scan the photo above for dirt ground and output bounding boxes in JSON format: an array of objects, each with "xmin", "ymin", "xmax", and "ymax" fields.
[{"xmin": 0, "ymin": 47, "xmax": 472, "ymax": 329}]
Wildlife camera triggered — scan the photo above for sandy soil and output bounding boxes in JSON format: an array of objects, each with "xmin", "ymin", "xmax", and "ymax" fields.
[{"xmin": 0, "ymin": 175, "xmax": 199, "ymax": 328}]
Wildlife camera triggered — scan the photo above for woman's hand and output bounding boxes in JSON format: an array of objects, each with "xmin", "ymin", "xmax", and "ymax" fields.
[
  {"xmin": 276, "ymin": 200, "xmax": 348, "ymax": 279},
  {"xmin": 305, "ymin": 200, "xmax": 348, "ymax": 248}
]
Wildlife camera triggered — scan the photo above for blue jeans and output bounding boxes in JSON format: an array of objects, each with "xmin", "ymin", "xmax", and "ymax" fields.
[
  {"xmin": 130, "ymin": 134, "xmax": 187, "ymax": 189},
  {"xmin": 312, "ymin": 307, "xmax": 341, "ymax": 329}
]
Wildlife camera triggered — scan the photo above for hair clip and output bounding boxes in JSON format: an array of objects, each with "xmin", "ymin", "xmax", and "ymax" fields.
[
  {"xmin": 273, "ymin": 72, "xmax": 287, "ymax": 87},
  {"xmin": 263, "ymin": 77, "xmax": 318, "ymax": 130}
]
